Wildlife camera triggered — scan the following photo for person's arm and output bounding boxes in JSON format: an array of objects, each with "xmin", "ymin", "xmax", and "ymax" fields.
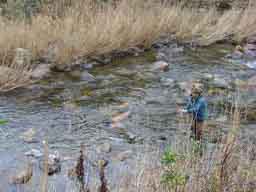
[
  {"xmin": 176, "ymin": 97, "xmax": 191, "ymax": 114},
  {"xmin": 186, "ymin": 98, "xmax": 201, "ymax": 113},
  {"xmin": 186, "ymin": 97, "xmax": 195, "ymax": 113}
]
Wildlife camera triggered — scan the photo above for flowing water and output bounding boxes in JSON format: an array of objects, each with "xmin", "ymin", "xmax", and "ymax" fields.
[{"xmin": 0, "ymin": 43, "xmax": 255, "ymax": 191}]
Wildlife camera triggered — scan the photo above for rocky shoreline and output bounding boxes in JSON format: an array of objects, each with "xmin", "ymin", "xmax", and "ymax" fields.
[
  {"xmin": 1, "ymin": 31, "xmax": 256, "ymax": 94},
  {"xmin": 20, "ymin": 33, "xmax": 256, "ymax": 76}
]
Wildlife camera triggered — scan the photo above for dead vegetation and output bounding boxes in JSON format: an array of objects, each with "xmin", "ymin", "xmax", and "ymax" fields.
[{"xmin": 0, "ymin": 0, "xmax": 256, "ymax": 91}]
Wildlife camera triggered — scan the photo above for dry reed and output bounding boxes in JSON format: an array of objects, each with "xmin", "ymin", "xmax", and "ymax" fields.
[
  {"xmin": 0, "ymin": 0, "xmax": 256, "ymax": 65},
  {"xmin": 40, "ymin": 140, "xmax": 49, "ymax": 192},
  {"xmin": 0, "ymin": 0, "xmax": 256, "ymax": 91}
]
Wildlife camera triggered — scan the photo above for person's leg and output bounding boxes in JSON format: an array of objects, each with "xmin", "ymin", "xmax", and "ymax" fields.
[
  {"xmin": 197, "ymin": 121, "xmax": 206, "ymax": 156},
  {"xmin": 190, "ymin": 120, "xmax": 196, "ymax": 139},
  {"xmin": 196, "ymin": 121, "xmax": 204, "ymax": 141}
]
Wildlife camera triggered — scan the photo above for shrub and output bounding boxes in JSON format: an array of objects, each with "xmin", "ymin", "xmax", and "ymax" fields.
[{"xmin": 161, "ymin": 149, "xmax": 187, "ymax": 191}]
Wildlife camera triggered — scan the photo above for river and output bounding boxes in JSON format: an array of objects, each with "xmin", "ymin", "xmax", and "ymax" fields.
[{"xmin": 0, "ymin": 42, "xmax": 255, "ymax": 191}]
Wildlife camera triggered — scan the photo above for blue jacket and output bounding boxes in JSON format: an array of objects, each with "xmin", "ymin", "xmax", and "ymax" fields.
[{"xmin": 186, "ymin": 95, "xmax": 208, "ymax": 121}]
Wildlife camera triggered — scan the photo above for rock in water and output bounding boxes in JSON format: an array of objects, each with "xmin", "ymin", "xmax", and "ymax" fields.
[
  {"xmin": 25, "ymin": 149, "xmax": 43, "ymax": 158},
  {"xmin": 244, "ymin": 43, "xmax": 256, "ymax": 51},
  {"xmin": 216, "ymin": 116, "xmax": 228, "ymax": 122},
  {"xmin": 51, "ymin": 64, "xmax": 71, "ymax": 72},
  {"xmin": 64, "ymin": 102, "xmax": 79, "ymax": 113},
  {"xmin": 81, "ymin": 63, "xmax": 93, "ymax": 70},
  {"xmin": 152, "ymin": 61, "xmax": 170, "ymax": 72},
  {"xmin": 80, "ymin": 71, "xmax": 96, "ymax": 82},
  {"xmin": 247, "ymin": 75, "xmax": 256, "ymax": 90},
  {"xmin": 112, "ymin": 111, "xmax": 130, "ymax": 123},
  {"xmin": 226, "ymin": 50, "xmax": 243, "ymax": 59},
  {"xmin": 160, "ymin": 77, "xmax": 174, "ymax": 87},
  {"xmin": 39, "ymin": 151, "xmax": 61, "ymax": 175},
  {"xmin": 96, "ymin": 143, "xmax": 112, "ymax": 153},
  {"xmin": 202, "ymin": 73, "xmax": 214, "ymax": 81},
  {"xmin": 213, "ymin": 75, "xmax": 230, "ymax": 89},
  {"xmin": 11, "ymin": 163, "xmax": 33, "ymax": 184},
  {"xmin": 20, "ymin": 128, "xmax": 36, "ymax": 143},
  {"xmin": 116, "ymin": 150, "xmax": 133, "ymax": 161},
  {"xmin": 70, "ymin": 70, "xmax": 96, "ymax": 83},
  {"xmin": 247, "ymin": 35, "xmax": 256, "ymax": 44},
  {"xmin": 31, "ymin": 64, "xmax": 51, "ymax": 80},
  {"xmin": 115, "ymin": 68, "xmax": 135, "ymax": 77},
  {"xmin": 49, "ymin": 151, "xmax": 61, "ymax": 162},
  {"xmin": 245, "ymin": 61, "xmax": 256, "ymax": 70},
  {"xmin": 126, "ymin": 132, "xmax": 137, "ymax": 143},
  {"xmin": 247, "ymin": 109, "xmax": 256, "ymax": 121},
  {"xmin": 248, "ymin": 75, "xmax": 256, "ymax": 86}
]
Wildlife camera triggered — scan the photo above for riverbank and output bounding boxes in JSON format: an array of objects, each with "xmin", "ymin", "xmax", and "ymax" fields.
[{"xmin": 0, "ymin": 0, "xmax": 256, "ymax": 91}]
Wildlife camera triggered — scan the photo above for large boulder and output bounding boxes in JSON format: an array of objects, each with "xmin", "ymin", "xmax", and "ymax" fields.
[{"xmin": 31, "ymin": 64, "xmax": 51, "ymax": 80}]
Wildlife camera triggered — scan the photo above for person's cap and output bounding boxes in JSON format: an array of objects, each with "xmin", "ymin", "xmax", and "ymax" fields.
[{"xmin": 192, "ymin": 83, "xmax": 204, "ymax": 94}]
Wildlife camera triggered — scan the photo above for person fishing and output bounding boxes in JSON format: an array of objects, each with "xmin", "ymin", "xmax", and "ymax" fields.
[{"xmin": 178, "ymin": 83, "xmax": 208, "ymax": 141}]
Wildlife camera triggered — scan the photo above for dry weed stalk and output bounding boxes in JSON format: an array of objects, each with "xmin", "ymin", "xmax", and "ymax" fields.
[
  {"xmin": 40, "ymin": 140, "xmax": 49, "ymax": 192},
  {"xmin": 0, "ymin": 65, "xmax": 32, "ymax": 92},
  {"xmin": 76, "ymin": 144, "xmax": 85, "ymax": 183},
  {"xmin": 98, "ymin": 162, "xmax": 109, "ymax": 192},
  {"xmin": 75, "ymin": 143, "xmax": 90, "ymax": 192},
  {"xmin": 0, "ymin": 51, "xmax": 33, "ymax": 92}
]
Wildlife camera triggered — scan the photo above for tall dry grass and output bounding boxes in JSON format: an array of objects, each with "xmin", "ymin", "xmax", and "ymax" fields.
[
  {"xmin": 0, "ymin": 0, "xmax": 256, "ymax": 64},
  {"xmin": 0, "ymin": 0, "xmax": 256, "ymax": 90}
]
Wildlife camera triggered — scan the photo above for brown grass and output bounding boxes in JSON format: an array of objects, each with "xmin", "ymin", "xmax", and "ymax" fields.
[
  {"xmin": 0, "ymin": 0, "xmax": 255, "ymax": 63},
  {"xmin": 0, "ymin": 0, "xmax": 256, "ymax": 90}
]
